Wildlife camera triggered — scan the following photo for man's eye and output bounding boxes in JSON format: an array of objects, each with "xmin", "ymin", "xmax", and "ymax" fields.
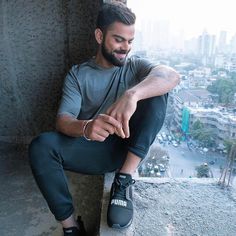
[{"xmin": 115, "ymin": 38, "xmax": 123, "ymax": 43}]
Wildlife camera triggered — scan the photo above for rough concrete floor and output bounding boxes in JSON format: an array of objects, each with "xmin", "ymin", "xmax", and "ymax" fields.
[
  {"xmin": 100, "ymin": 175, "xmax": 236, "ymax": 236},
  {"xmin": 0, "ymin": 141, "xmax": 103, "ymax": 236}
]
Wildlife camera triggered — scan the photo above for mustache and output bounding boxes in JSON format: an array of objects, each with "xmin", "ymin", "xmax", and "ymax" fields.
[{"xmin": 113, "ymin": 50, "xmax": 128, "ymax": 54}]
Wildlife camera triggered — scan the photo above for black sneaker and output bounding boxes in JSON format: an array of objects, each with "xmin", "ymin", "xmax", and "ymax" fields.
[
  {"xmin": 63, "ymin": 216, "xmax": 86, "ymax": 236},
  {"xmin": 107, "ymin": 172, "xmax": 135, "ymax": 229}
]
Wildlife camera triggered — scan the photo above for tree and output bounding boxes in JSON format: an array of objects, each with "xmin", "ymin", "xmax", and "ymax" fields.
[
  {"xmin": 190, "ymin": 120, "xmax": 216, "ymax": 147},
  {"xmin": 211, "ymin": 68, "xmax": 229, "ymax": 76},
  {"xmin": 224, "ymin": 139, "xmax": 236, "ymax": 154},
  {"xmin": 207, "ymin": 78, "xmax": 236, "ymax": 105},
  {"xmin": 195, "ymin": 164, "xmax": 210, "ymax": 178},
  {"xmin": 192, "ymin": 119, "xmax": 203, "ymax": 130},
  {"xmin": 219, "ymin": 142, "xmax": 236, "ymax": 187},
  {"xmin": 230, "ymin": 72, "xmax": 236, "ymax": 81}
]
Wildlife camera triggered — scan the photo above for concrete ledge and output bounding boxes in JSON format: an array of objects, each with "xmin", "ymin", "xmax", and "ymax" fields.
[
  {"xmin": 0, "ymin": 141, "xmax": 104, "ymax": 236},
  {"xmin": 99, "ymin": 175, "xmax": 236, "ymax": 236},
  {"xmin": 0, "ymin": 136, "xmax": 34, "ymax": 144}
]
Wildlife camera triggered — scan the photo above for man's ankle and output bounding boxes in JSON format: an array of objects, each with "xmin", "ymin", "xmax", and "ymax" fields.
[
  {"xmin": 63, "ymin": 216, "xmax": 86, "ymax": 236},
  {"xmin": 117, "ymin": 171, "xmax": 132, "ymax": 176},
  {"xmin": 61, "ymin": 215, "xmax": 78, "ymax": 229}
]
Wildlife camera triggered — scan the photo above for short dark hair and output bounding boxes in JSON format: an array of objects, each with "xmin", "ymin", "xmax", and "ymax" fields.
[{"xmin": 96, "ymin": 2, "xmax": 136, "ymax": 32}]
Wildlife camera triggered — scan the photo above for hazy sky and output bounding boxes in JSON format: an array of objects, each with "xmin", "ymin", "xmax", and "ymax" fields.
[{"xmin": 127, "ymin": 0, "xmax": 236, "ymax": 40}]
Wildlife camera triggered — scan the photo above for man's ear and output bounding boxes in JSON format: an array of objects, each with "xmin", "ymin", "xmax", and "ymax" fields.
[{"xmin": 95, "ymin": 28, "xmax": 103, "ymax": 44}]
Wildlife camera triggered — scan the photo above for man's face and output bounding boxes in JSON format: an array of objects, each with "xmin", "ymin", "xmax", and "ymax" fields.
[{"xmin": 101, "ymin": 22, "xmax": 135, "ymax": 67}]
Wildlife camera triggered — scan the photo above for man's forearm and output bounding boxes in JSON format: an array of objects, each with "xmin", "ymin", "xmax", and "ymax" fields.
[
  {"xmin": 56, "ymin": 115, "xmax": 85, "ymax": 137},
  {"xmin": 128, "ymin": 65, "xmax": 180, "ymax": 101}
]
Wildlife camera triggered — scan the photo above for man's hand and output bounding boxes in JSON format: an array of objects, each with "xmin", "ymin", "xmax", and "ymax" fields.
[
  {"xmin": 106, "ymin": 91, "xmax": 138, "ymax": 138},
  {"xmin": 84, "ymin": 114, "xmax": 125, "ymax": 142}
]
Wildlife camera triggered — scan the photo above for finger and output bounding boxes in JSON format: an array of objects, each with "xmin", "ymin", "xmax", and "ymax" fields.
[
  {"xmin": 123, "ymin": 118, "xmax": 130, "ymax": 138},
  {"xmin": 93, "ymin": 133, "xmax": 106, "ymax": 142},
  {"xmin": 103, "ymin": 123, "xmax": 116, "ymax": 135},
  {"xmin": 106, "ymin": 106, "xmax": 112, "ymax": 115},
  {"xmin": 99, "ymin": 114, "xmax": 122, "ymax": 130},
  {"xmin": 116, "ymin": 126, "xmax": 126, "ymax": 139},
  {"xmin": 97, "ymin": 129, "xmax": 110, "ymax": 139},
  {"xmin": 98, "ymin": 113, "xmax": 125, "ymax": 138},
  {"xmin": 92, "ymin": 130, "xmax": 110, "ymax": 142}
]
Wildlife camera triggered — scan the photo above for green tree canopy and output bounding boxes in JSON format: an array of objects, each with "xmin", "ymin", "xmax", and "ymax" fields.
[
  {"xmin": 223, "ymin": 139, "xmax": 236, "ymax": 155},
  {"xmin": 192, "ymin": 119, "xmax": 203, "ymax": 130},
  {"xmin": 195, "ymin": 164, "xmax": 210, "ymax": 178},
  {"xmin": 207, "ymin": 77, "xmax": 236, "ymax": 104},
  {"xmin": 190, "ymin": 120, "xmax": 216, "ymax": 147}
]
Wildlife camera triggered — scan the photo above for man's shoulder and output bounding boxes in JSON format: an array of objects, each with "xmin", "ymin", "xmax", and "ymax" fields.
[
  {"xmin": 127, "ymin": 55, "xmax": 142, "ymax": 63},
  {"xmin": 125, "ymin": 55, "xmax": 155, "ymax": 70},
  {"xmin": 69, "ymin": 60, "xmax": 94, "ymax": 77},
  {"xmin": 70, "ymin": 60, "xmax": 91, "ymax": 71},
  {"xmin": 126, "ymin": 55, "xmax": 153, "ymax": 65}
]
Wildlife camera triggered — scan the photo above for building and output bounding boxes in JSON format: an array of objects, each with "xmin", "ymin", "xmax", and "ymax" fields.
[
  {"xmin": 218, "ymin": 31, "xmax": 227, "ymax": 53},
  {"xmin": 189, "ymin": 107, "xmax": 236, "ymax": 144},
  {"xmin": 198, "ymin": 31, "xmax": 216, "ymax": 66},
  {"xmin": 172, "ymin": 89, "xmax": 236, "ymax": 145}
]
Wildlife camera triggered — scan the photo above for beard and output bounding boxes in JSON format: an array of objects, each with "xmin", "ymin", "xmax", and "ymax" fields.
[{"xmin": 101, "ymin": 41, "xmax": 129, "ymax": 67}]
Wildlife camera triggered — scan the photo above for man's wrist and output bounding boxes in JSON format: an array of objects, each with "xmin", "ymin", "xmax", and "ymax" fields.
[
  {"xmin": 82, "ymin": 119, "xmax": 92, "ymax": 141},
  {"xmin": 124, "ymin": 89, "xmax": 140, "ymax": 102}
]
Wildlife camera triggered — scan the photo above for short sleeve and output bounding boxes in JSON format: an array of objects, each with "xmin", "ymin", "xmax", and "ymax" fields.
[
  {"xmin": 57, "ymin": 65, "xmax": 82, "ymax": 118},
  {"xmin": 131, "ymin": 56, "xmax": 156, "ymax": 82}
]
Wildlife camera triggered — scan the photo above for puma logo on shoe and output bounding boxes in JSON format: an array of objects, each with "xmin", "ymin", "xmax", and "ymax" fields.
[
  {"xmin": 107, "ymin": 173, "xmax": 135, "ymax": 229},
  {"xmin": 111, "ymin": 199, "xmax": 127, "ymax": 207},
  {"xmin": 119, "ymin": 175, "xmax": 126, "ymax": 179}
]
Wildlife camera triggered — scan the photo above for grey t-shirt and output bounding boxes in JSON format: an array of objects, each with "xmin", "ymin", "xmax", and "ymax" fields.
[{"xmin": 57, "ymin": 56, "xmax": 155, "ymax": 119}]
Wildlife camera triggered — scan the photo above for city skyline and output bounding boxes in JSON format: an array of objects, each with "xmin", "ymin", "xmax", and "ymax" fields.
[{"xmin": 128, "ymin": 0, "xmax": 236, "ymax": 41}]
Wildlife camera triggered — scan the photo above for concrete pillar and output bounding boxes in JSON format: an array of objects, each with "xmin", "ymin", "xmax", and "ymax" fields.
[
  {"xmin": 0, "ymin": 0, "xmax": 102, "ymax": 139},
  {"xmin": 0, "ymin": 1, "xmax": 104, "ymax": 235}
]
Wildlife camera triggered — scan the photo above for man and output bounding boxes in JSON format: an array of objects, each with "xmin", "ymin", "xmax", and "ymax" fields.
[{"xmin": 29, "ymin": 2, "xmax": 180, "ymax": 236}]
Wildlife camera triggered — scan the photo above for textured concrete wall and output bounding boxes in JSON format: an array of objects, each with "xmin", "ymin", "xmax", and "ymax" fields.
[
  {"xmin": 0, "ymin": 0, "xmax": 102, "ymax": 137},
  {"xmin": 1, "ymin": 2, "xmax": 104, "ymax": 235},
  {"xmin": 104, "ymin": 0, "xmax": 127, "ymax": 4}
]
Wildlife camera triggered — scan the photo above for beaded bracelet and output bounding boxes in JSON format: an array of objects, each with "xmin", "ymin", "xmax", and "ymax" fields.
[{"xmin": 82, "ymin": 119, "xmax": 92, "ymax": 141}]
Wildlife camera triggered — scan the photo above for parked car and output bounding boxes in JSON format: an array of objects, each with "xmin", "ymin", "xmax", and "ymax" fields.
[
  {"xmin": 172, "ymin": 141, "xmax": 178, "ymax": 147},
  {"xmin": 209, "ymin": 160, "xmax": 215, "ymax": 165},
  {"xmin": 158, "ymin": 164, "xmax": 166, "ymax": 172}
]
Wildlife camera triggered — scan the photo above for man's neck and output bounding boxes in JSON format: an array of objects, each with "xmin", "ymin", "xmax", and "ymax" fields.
[{"xmin": 95, "ymin": 51, "xmax": 115, "ymax": 69}]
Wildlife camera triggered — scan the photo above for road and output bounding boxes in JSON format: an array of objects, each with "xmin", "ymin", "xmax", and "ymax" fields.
[{"xmin": 157, "ymin": 141, "xmax": 227, "ymax": 178}]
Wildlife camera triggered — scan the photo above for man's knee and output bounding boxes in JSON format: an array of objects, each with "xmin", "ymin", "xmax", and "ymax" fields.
[
  {"xmin": 147, "ymin": 94, "xmax": 168, "ymax": 119},
  {"xmin": 127, "ymin": 94, "xmax": 168, "ymax": 158},
  {"xmin": 130, "ymin": 94, "xmax": 168, "ymax": 131},
  {"xmin": 134, "ymin": 94, "xmax": 167, "ymax": 118},
  {"xmin": 28, "ymin": 132, "xmax": 59, "ymax": 172}
]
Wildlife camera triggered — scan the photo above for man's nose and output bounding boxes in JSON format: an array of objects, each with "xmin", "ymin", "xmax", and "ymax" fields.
[{"xmin": 121, "ymin": 41, "xmax": 130, "ymax": 51}]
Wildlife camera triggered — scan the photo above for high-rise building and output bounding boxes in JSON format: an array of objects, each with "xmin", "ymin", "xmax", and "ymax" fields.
[
  {"xmin": 218, "ymin": 31, "xmax": 227, "ymax": 53},
  {"xmin": 152, "ymin": 20, "xmax": 170, "ymax": 50},
  {"xmin": 184, "ymin": 37, "xmax": 198, "ymax": 54},
  {"xmin": 141, "ymin": 19, "xmax": 170, "ymax": 51},
  {"xmin": 198, "ymin": 31, "xmax": 216, "ymax": 65},
  {"xmin": 215, "ymin": 54, "xmax": 226, "ymax": 68},
  {"xmin": 230, "ymin": 34, "xmax": 236, "ymax": 54},
  {"xmin": 172, "ymin": 30, "xmax": 185, "ymax": 51},
  {"xmin": 230, "ymin": 54, "xmax": 236, "ymax": 72}
]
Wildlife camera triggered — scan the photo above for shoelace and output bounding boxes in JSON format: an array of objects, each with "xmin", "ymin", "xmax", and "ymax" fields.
[{"xmin": 114, "ymin": 179, "xmax": 135, "ymax": 199}]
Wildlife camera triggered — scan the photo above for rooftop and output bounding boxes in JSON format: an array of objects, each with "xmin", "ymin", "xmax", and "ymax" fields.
[
  {"xmin": 1, "ymin": 141, "xmax": 236, "ymax": 236},
  {"xmin": 100, "ymin": 175, "xmax": 236, "ymax": 236},
  {"xmin": 176, "ymin": 89, "xmax": 211, "ymax": 103}
]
